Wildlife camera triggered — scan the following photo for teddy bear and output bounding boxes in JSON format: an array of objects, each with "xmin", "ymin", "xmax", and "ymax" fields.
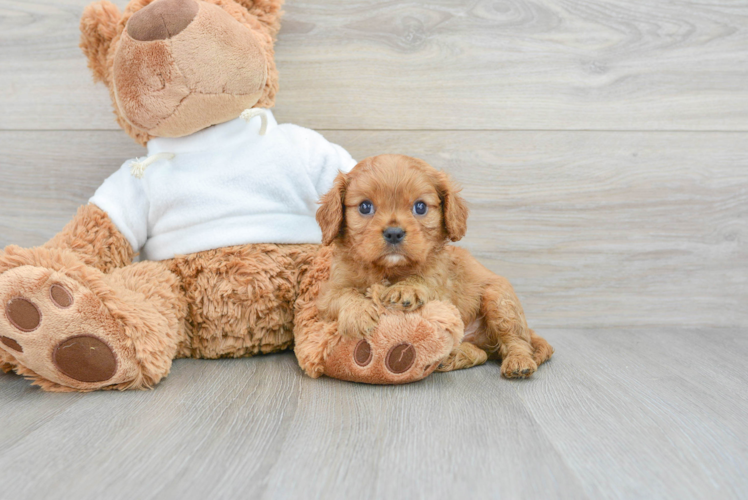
[{"xmin": 0, "ymin": 0, "xmax": 465, "ymax": 391}]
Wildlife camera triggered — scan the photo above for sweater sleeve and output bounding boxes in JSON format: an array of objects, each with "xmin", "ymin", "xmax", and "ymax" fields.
[
  {"xmin": 88, "ymin": 160, "xmax": 149, "ymax": 253},
  {"xmin": 283, "ymin": 125, "xmax": 357, "ymax": 199}
]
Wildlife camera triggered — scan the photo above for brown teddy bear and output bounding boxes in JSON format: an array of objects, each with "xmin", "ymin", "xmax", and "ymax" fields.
[{"xmin": 0, "ymin": 0, "xmax": 464, "ymax": 391}]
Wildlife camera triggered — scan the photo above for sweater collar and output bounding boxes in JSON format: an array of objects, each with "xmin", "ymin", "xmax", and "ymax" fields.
[{"xmin": 146, "ymin": 108, "xmax": 277, "ymax": 155}]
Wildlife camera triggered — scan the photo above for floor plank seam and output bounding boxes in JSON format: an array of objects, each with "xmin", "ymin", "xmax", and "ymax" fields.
[{"xmin": 511, "ymin": 377, "xmax": 594, "ymax": 500}]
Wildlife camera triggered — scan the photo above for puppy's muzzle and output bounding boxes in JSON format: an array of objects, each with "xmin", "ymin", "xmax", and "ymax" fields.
[{"xmin": 383, "ymin": 227, "xmax": 406, "ymax": 245}]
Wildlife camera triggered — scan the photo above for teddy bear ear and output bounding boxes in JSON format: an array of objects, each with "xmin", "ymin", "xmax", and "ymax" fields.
[
  {"xmin": 236, "ymin": 0, "xmax": 284, "ymax": 37},
  {"xmin": 80, "ymin": 1, "xmax": 122, "ymax": 84}
]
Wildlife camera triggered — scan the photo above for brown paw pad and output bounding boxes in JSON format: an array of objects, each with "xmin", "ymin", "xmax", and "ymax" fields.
[
  {"xmin": 50, "ymin": 284, "xmax": 73, "ymax": 309},
  {"xmin": 53, "ymin": 336, "xmax": 117, "ymax": 383},
  {"xmin": 385, "ymin": 343, "xmax": 416, "ymax": 374},
  {"xmin": 5, "ymin": 298, "xmax": 41, "ymax": 332},
  {"xmin": 354, "ymin": 339, "xmax": 373, "ymax": 367},
  {"xmin": 1, "ymin": 336, "xmax": 22, "ymax": 352}
]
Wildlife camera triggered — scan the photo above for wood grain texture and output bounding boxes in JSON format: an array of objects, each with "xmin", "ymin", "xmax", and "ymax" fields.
[
  {"xmin": 1, "ymin": 130, "xmax": 746, "ymax": 329},
  {"xmin": 0, "ymin": 329, "xmax": 746, "ymax": 500},
  {"xmin": 518, "ymin": 328, "xmax": 748, "ymax": 499},
  {"xmin": 1, "ymin": 0, "xmax": 748, "ymax": 131}
]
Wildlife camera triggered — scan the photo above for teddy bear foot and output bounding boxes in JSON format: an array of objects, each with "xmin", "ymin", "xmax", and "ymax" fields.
[
  {"xmin": 322, "ymin": 301, "xmax": 464, "ymax": 385},
  {"xmin": 0, "ymin": 265, "xmax": 144, "ymax": 392},
  {"xmin": 0, "ymin": 252, "xmax": 186, "ymax": 393}
]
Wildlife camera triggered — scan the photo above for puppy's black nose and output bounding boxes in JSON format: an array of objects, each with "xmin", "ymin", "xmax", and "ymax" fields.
[{"xmin": 383, "ymin": 227, "xmax": 406, "ymax": 244}]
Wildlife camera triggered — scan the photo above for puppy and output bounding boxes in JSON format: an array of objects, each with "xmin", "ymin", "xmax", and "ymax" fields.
[{"xmin": 315, "ymin": 154, "xmax": 553, "ymax": 378}]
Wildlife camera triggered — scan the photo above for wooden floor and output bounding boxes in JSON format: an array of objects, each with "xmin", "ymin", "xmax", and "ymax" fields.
[
  {"xmin": 0, "ymin": 328, "xmax": 745, "ymax": 499},
  {"xmin": 1, "ymin": 0, "xmax": 747, "ymax": 498}
]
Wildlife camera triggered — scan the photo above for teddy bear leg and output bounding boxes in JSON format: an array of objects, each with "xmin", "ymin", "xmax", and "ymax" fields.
[
  {"xmin": 0, "ymin": 247, "xmax": 187, "ymax": 392},
  {"xmin": 295, "ymin": 300, "xmax": 464, "ymax": 385}
]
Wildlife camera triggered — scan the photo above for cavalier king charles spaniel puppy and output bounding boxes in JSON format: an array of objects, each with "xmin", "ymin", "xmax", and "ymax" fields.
[{"xmin": 315, "ymin": 154, "xmax": 552, "ymax": 378}]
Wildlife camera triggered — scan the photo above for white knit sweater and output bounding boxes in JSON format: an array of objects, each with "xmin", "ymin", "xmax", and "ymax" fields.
[{"xmin": 90, "ymin": 109, "xmax": 356, "ymax": 261}]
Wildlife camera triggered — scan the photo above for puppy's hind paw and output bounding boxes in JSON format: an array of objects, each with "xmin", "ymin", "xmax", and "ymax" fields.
[
  {"xmin": 437, "ymin": 342, "xmax": 488, "ymax": 372},
  {"xmin": 530, "ymin": 329, "xmax": 554, "ymax": 366}
]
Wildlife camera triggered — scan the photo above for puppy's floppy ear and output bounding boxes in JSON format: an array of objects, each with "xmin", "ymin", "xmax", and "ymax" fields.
[
  {"xmin": 80, "ymin": 1, "xmax": 122, "ymax": 84},
  {"xmin": 436, "ymin": 171, "xmax": 469, "ymax": 242},
  {"xmin": 317, "ymin": 172, "xmax": 348, "ymax": 245}
]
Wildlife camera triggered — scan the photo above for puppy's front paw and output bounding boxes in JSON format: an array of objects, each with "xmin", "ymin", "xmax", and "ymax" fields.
[
  {"xmin": 338, "ymin": 301, "xmax": 380, "ymax": 338},
  {"xmin": 381, "ymin": 285, "xmax": 428, "ymax": 312},
  {"xmin": 500, "ymin": 354, "xmax": 538, "ymax": 379}
]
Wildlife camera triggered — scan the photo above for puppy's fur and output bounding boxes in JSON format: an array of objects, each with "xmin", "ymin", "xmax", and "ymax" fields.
[{"xmin": 316, "ymin": 154, "xmax": 553, "ymax": 378}]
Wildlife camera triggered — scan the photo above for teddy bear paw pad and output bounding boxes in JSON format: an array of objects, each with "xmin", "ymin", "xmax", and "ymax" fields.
[
  {"xmin": 354, "ymin": 339, "xmax": 373, "ymax": 367},
  {"xmin": 353, "ymin": 339, "xmax": 417, "ymax": 374},
  {"xmin": 5, "ymin": 298, "xmax": 41, "ymax": 332},
  {"xmin": 321, "ymin": 309, "xmax": 459, "ymax": 385},
  {"xmin": 385, "ymin": 343, "xmax": 416, "ymax": 374},
  {"xmin": 0, "ymin": 266, "xmax": 137, "ymax": 389},
  {"xmin": 53, "ymin": 335, "xmax": 117, "ymax": 383}
]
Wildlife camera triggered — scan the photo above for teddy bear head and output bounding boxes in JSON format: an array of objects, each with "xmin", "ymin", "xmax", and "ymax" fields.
[{"xmin": 80, "ymin": 0, "xmax": 282, "ymax": 146}]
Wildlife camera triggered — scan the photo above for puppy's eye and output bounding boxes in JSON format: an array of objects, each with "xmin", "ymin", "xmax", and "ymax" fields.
[
  {"xmin": 359, "ymin": 201, "xmax": 375, "ymax": 215},
  {"xmin": 413, "ymin": 201, "xmax": 428, "ymax": 216}
]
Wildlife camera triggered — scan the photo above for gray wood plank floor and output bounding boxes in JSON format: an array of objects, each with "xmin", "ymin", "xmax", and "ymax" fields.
[
  {"xmin": 1, "ymin": 329, "xmax": 745, "ymax": 500},
  {"xmin": 1, "ymin": 0, "xmax": 747, "ymax": 498}
]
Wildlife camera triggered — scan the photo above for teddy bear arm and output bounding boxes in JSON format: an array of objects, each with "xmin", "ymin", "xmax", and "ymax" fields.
[{"xmin": 43, "ymin": 204, "xmax": 135, "ymax": 273}]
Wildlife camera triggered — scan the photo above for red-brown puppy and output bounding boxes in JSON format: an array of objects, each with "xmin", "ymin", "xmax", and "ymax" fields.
[{"xmin": 316, "ymin": 154, "xmax": 553, "ymax": 378}]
